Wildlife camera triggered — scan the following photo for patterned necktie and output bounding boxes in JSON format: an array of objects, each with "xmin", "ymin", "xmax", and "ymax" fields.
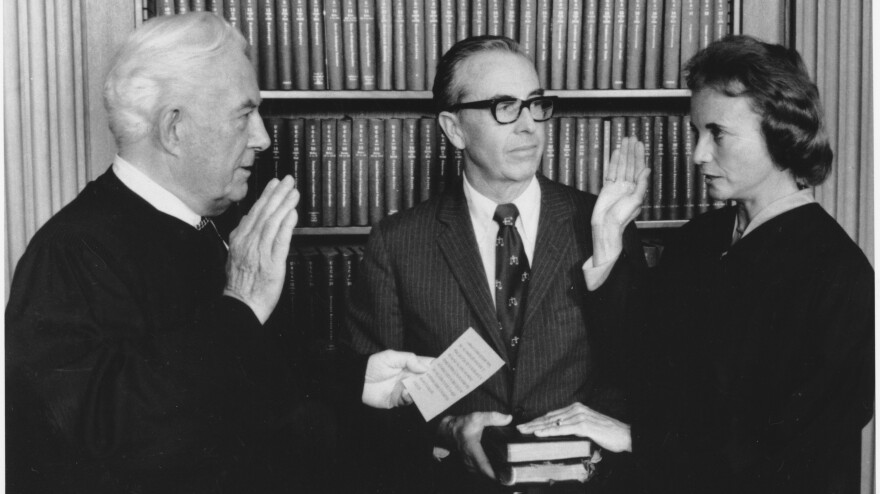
[{"xmin": 493, "ymin": 204, "xmax": 530, "ymax": 363}]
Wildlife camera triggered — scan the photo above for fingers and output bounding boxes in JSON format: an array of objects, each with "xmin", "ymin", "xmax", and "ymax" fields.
[
  {"xmin": 634, "ymin": 167, "xmax": 651, "ymax": 201},
  {"xmin": 234, "ymin": 178, "xmax": 281, "ymax": 238},
  {"xmin": 405, "ymin": 355, "xmax": 435, "ymax": 373}
]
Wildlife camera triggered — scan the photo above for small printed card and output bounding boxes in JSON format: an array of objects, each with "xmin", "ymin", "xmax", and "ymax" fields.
[{"xmin": 403, "ymin": 328, "xmax": 505, "ymax": 421}]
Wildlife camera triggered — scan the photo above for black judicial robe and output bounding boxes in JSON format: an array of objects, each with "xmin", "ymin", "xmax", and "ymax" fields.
[
  {"xmin": 6, "ymin": 170, "xmax": 350, "ymax": 493},
  {"xmin": 632, "ymin": 204, "xmax": 874, "ymax": 494}
]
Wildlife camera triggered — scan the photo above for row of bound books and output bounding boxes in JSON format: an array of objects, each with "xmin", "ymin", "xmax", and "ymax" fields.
[
  {"xmin": 246, "ymin": 114, "xmax": 722, "ymax": 227},
  {"xmin": 151, "ymin": 0, "xmax": 730, "ymax": 90}
]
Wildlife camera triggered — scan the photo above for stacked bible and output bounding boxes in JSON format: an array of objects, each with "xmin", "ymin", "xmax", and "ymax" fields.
[{"xmin": 481, "ymin": 425, "xmax": 596, "ymax": 486}]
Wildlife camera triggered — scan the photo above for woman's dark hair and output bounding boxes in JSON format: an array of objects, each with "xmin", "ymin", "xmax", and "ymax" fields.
[
  {"xmin": 432, "ymin": 35, "xmax": 531, "ymax": 114},
  {"xmin": 684, "ymin": 35, "xmax": 832, "ymax": 186}
]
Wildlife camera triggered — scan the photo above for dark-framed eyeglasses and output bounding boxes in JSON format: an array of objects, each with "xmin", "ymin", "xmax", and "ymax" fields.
[{"xmin": 447, "ymin": 95, "xmax": 558, "ymax": 124}]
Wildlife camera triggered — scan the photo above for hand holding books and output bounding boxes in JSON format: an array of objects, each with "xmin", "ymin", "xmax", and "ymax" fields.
[
  {"xmin": 437, "ymin": 411, "xmax": 514, "ymax": 479},
  {"xmin": 516, "ymin": 402, "xmax": 633, "ymax": 453},
  {"xmin": 362, "ymin": 350, "xmax": 434, "ymax": 408}
]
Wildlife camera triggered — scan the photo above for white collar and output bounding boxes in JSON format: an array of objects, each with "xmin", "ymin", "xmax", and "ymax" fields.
[
  {"xmin": 462, "ymin": 174, "xmax": 541, "ymax": 237},
  {"xmin": 736, "ymin": 188, "xmax": 816, "ymax": 239},
  {"xmin": 112, "ymin": 155, "xmax": 203, "ymax": 228}
]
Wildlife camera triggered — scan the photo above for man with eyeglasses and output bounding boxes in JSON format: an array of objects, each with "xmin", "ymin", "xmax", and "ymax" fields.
[{"xmin": 344, "ymin": 35, "xmax": 646, "ymax": 493}]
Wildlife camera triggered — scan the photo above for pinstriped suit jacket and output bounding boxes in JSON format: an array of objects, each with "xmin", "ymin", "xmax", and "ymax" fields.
[{"xmin": 344, "ymin": 174, "xmax": 644, "ymax": 423}]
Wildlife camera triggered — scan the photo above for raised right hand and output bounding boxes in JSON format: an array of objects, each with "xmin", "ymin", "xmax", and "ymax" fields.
[
  {"xmin": 223, "ymin": 176, "xmax": 299, "ymax": 324},
  {"xmin": 439, "ymin": 411, "xmax": 513, "ymax": 479}
]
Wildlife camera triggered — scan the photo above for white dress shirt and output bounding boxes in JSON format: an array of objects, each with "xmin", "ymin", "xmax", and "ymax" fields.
[
  {"xmin": 463, "ymin": 174, "xmax": 541, "ymax": 305},
  {"xmin": 113, "ymin": 155, "xmax": 203, "ymax": 228}
]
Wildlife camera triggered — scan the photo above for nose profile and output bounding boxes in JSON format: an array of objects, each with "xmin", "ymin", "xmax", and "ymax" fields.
[
  {"xmin": 250, "ymin": 113, "xmax": 271, "ymax": 152},
  {"xmin": 692, "ymin": 134, "xmax": 711, "ymax": 166}
]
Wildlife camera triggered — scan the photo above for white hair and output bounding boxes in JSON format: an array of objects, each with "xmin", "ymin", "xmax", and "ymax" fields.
[{"xmin": 103, "ymin": 12, "xmax": 248, "ymax": 147}]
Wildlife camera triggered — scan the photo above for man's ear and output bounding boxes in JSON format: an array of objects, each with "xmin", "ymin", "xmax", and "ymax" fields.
[
  {"xmin": 157, "ymin": 106, "xmax": 183, "ymax": 156},
  {"xmin": 437, "ymin": 111, "xmax": 466, "ymax": 150}
]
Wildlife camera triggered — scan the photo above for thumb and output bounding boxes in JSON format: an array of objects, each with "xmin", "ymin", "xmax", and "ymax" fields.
[
  {"xmin": 405, "ymin": 355, "xmax": 435, "ymax": 373},
  {"xmin": 483, "ymin": 412, "xmax": 514, "ymax": 427}
]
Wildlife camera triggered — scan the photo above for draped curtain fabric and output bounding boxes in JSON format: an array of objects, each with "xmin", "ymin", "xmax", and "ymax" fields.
[
  {"xmin": 794, "ymin": 0, "xmax": 873, "ymax": 264},
  {"xmin": 4, "ymin": 0, "xmax": 90, "ymax": 289}
]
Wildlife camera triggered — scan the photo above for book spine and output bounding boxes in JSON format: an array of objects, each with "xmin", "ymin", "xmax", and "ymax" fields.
[
  {"xmin": 586, "ymin": 117, "xmax": 602, "ymax": 194},
  {"xmin": 287, "ymin": 252, "xmax": 302, "ymax": 341},
  {"xmin": 602, "ymin": 119, "xmax": 610, "ymax": 178},
  {"xmin": 624, "ymin": 0, "xmax": 646, "ymax": 88},
  {"xmin": 609, "ymin": 116, "xmax": 625, "ymax": 160},
  {"xmin": 419, "ymin": 118, "xmax": 437, "ymax": 201},
  {"xmin": 650, "ymin": 115, "xmax": 665, "ymax": 220},
  {"xmin": 580, "ymin": 0, "xmax": 598, "ymax": 89},
  {"xmin": 474, "ymin": 0, "xmax": 488, "ymax": 35},
  {"xmin": 519, "ymin": 0, "xmax": 537, "ymax": 62},
  {"xmin": 679, "ymin": 0, "xmax": 699, "ymax": 74},
  {"xmin": 352, "ymin": 118, "xmax": 370, "ymax": 225},
  {"xmin": 207, "ymin": 0, "xmax": 224, "ymax": 15},
  {"xmin": 321, "ymin": 119, "xmax": 338, "ymax": 226},
  {"xmin": 368, "ymin": 119, "xmax": 386, "ymax": 225},
  {"xmin": 258, "ymin": 0, "xmax": 277, "ymax": 89},
  {"xmin": 681, "ymin": 114, "xmax": 696, "ymax": 219},
  {"xmin": 305, "ymin": 119, "xmax": 322, "ymax": 226},
  {"xmin": 242, "ymin": 0, "xmax": 261, "ymax": 84},
  {"xmin": 402, "ymin": 118, "xmax": 419, "ymax": 210},
  {"xmin": 574, "ymin": 117, "xmax": 589, "ymax": 191},
  {"xmin": 504, "ymin": 0, "xmax": 518, "ymax": 38},
  {"xmin": 358, "ymin": 0, "xmax": 377, "ymax": 89},
  {"xmin": 383, "ymin": 118, "xmax": 402, "ymax": 217},
  {"xmin": 595, "ymin": 0, "xmax": 613, "ymax": 89},
  {"xmin": 665, "ymin": 115, "xmax": 681, "ymax": 220},
  {"xmin": 557, "ymin": 117, "xmax": 575, "ymax": 186},
  {"xmin": 300, "ymin": 248, "xmax": 319, "ymax": 352},
  {"xmin": 487, "ymin": 0, "xmax": 502, "ymax": 35},
  {"xmin": 456, "ymin": 0, "xmax": 470, "ymax": 40},
  {"xmin": 157, "ymin": 0, "xmax": 175, "ymax": 16},
  {"xmin": 325, "ymin": 0, "xmax": 345, "ymax": 90},
  {"xmin": 643, "ymin": 0, "xmax": 662, "ymax": 88},
  {"xmin": 277, "ymin": 0, "xmax": 294, "ymax": 90},
  {"xmin": 609, "ymin": 0, "xmax": 626, "ymax": 89},
  {"xmin": 549, "ymin": 0, "xmax": 568, "ymax": 90},
  {"xmin": 224, "ymin": 0, "xmax": 241, "ymax": 28},
  {"xmin": 288, "ymin": 118, "xmax": 306, "ymax": 219},
  {"xmin": 192, "ymin": 0, "xmax": 207, "ymax": 11},
  {"xmin": 308, "ymin": 0, "xmax": 326, "ymax": 89},
  {"xmin": 339, "ymin": 247, "xmax": 356, "ymax": 311},
  {"xmin": 436, "ymin": 131, "xmax": 450, "ymax": 195},
  {"xmin": 342, "ymin": 0, "xmax": 360, "ymax": 89},
  {"xmin": 316, "ymin": 248, "xmax": 339, "ymax": 353},
  {"xmin": 626, "ymin": 115, "xmax": 639, "ymax": 139},
  {"xmin": 565, "ymin": 0, "xmax": 583, "ymax": 90},
  {"xmin": 713, "ymin": 0, "xmax": 728, "ymax": 40},
  {"xmin": 176, "ymin": 0, "xmax": 190, "ymax": 14},
  {"xmin": 392, "ymin": 0, "xmax": 407, "ymax": 89},
  {"xmin": 541, "ymin": 118, "xmax": 558, "ymax": 181},
  {"xmin": 337, "ymin": 118, "xmax": 353, "ymax": 226},
  {"xmin": 376, "ymin": 0, "xmax": 393, "ymax": 89},
  {"xmin": 440, "ymin": 0, "xmax": 456, "ymax": 54},
  {"xmin": 638, "ymin": 115, "xmax": 653, "ymax": 220},
  {"xmin": 535, "ymin": 0, "xmax": 552, "ymax": 87},
  {"xmin": 425, "ymin": 0, "xmax": 441, "ymax": 90},
  {"xmin": 698, "ymin": 0, "xmax": 712, "ymax": 49},
  {"xmin": 406, "ymin": 0, "xmax": 426, "ymax": 90},
  {"xmin": 662, "ymin": 0, "xmax": 681, "ymax": 88},
  {"xmin": 450, "ymin": 146, "xmax": 464, "ymax": 187},
  {"xmin": 292, "ymin": 0, "xmax": 310, "ymax": 89}
]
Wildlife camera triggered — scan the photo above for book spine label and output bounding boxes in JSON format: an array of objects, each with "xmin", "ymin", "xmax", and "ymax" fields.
[
  {"xmin": 377, "ymin": 0, "xmax": 393, "ymax": 89},
  {"xmin": 638, "ymin": 116, "xmax": 653, "ymax": 220},
  {"xmin": 487, "ymin": 0, "xmax": 502, "ymax": 36},
  {"xmin": 536, "ymin": 0, "xmax": 552, "ymax": 87},
  {"xmin": 698, "ymin": 0, "xmax": 712, "ymax": 49},
  {"xmin": 224, "ymin": 0, "xmax": 241, "ymax": 28},
  {"xmin": 651, "ymin": 115, "xmax": 665, "ymax": 220},
  {"xmin": 258, "ymin": 0, "xmax": 277, "ymax": 89},
  {"xmin": 681, "ymin": 114, "xmax": 696, "ymax": 219},
  {"xmin": 473, "ymin": 0, "xmax": 488, "ymax": 35},
  {"xmin": 624, "ymin": 0, "xmax": 646, "ymax": 88},
  {"xmin": 292, "ymin": 0, "xmax": 310, "ymax": 89},
  {"xmin": 358, "ymin": 0, "xmax": 378, "ymax": 89},
  {"xmin": 595, "ymin": 0, "xmax": 613, "ymax": 89},
  {"xmin": 157, "ymin": 0, "xmax": 175, "ymax": 16},
  {"xmin": 242, "ymin": 0, "xmax": 261, "ymax": 84},
  {"xmin": 385, "ymin": 119, "xmax": 403, "ymax": 216},
  {"xmin": 586, "ymin": 117, "xmax": 602, "ymax": 194},
  {"xmin": 643, "ymin": 0, "xmax": 662, "ymax": 88},
  {"xmin": 176, "ymin": 0, "xmax": 190, "ymax": 14},
  {"xmin": 679, "ymin": 0, "xmax": 699, "ymax": 73},
  {"xmin": 393, "ymin": 0, "xmax": 407, "ymax": 89},
  {"xmin": 557, "ymin": 117, "xmax": 575, "ymax": 186},
  {"xmin": 325, "ymin": 0, "xmax": 345, "ymax": 90},
  {"xmin": 610, "ymin": 0, "xmax": 626, "ymax": 89},
  {"xmin": 541, "ymin": 118, "xmax": 558, "ymax": 181},
  {"xmin": 406, "ymin": 0, "xmax": 426, "ymax": 89},
  {"xmin": 277, "ymin": 0, "xmax": 294, "ymax": 90},
  {"xmin": 574, "ymin": 118, "xmax": 589, "ymax": 191},
  {"xmin": 402, "ymin": 118, "xmax": 419, "ymax": 210},
  {"xmin": 665, "ymin": 115, "xmax": 681, "ymax": 219},
  {"xmin": 503, "ymin": 0, "xmax": 518, "ymax": 39},
  {"xmin": 713, "ymin": 0, "xmax": 728, "ymax": 40},
  {"xmin": 662, "ymin": 0, "xmax": 682, "ymax": 88},
  {"xmin": 519, "ymin": 0, "xmax": 537, "ymax": 62},
  {"xmin": 288, "ymin": 118, "xmax": 306, "ymax": 218},
  {"xmin": 308, "ymin": 0, "xmax": 326, "ymax": 89},
  {"xmin": 549, "ymin": 0, "xmax": 568, "ymax": 90},
  {"xmin": 368, "ymin": 119, "xmax": 386, "ymax": 224},
  {"xmin": 342, "ymin": 0, "xmax": 360, "ymax": 89},
  {"xmin": 352, "ymin": 118, "xmax": 370, "ymax": 225},
  {"xmin": 192, "ymin": 0, "xmax": 206, "ymax": 12},
  {"xmin": 208, "ymin": 0, "xmax": 224, "ymax": 15},
  {"xmin": 580, "ymin": 0, "xmax": 598, "ymax": 89},
  {"xmin": 419, "ymin": 118, "xmax": 437, "ymax": 201},
  {"xmin": 436, "ymin": 131, "xmax": 449, "ymax": 194},
  {"xmin": 305, "ymin": 119, "xmax": 322, "ymax": 226},
  {"xmin": 425, "ymin": 0, "xmax": 441, "ymax": 89},
  {"xmin": 456, "ymin": 0, "xmax": 470, "ymax": 40},
  {"xmin": 451, "ymin": 147, "xmax": 464, "ymax": 185},
  {"xmin": 565, "ymin": 0, "xmax": 583, "ymax": 90},
  {"xmin": 440, "ymin": 0, "xmax": 456, "ymax": 54},
  {"xmin": 321, "ymin": 119, "xmax": 338, "ymax": 226},
  {"xmin": 337, "ymin": 118, "xmax": 353, "ymax": 226}
]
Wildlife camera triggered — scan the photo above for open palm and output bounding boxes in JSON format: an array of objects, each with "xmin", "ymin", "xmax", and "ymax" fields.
[{"xmin": 591, "ymin": 136, "xmax": 650, "ymax": 228}]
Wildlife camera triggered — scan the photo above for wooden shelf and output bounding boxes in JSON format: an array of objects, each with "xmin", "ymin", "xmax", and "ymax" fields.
[
  {"xmin": 294, "ymin": 221, "xmax": 686, "ymax": 235},
  {"xmin": 262, "ymin": 89, "xmax": 692, "ymax": 99}
]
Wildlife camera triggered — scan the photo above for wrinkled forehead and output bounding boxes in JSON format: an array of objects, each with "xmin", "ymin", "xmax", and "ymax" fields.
[{"xmin": 453, "ymin": 51, "xmax": 539, "ymax": 100}]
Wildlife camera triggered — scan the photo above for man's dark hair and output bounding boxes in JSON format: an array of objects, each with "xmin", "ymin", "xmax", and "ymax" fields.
[
  {"xmin": 432, "ymin": 35, "xmax": 531, "ymax": 114},
  {"xmin": 684, "ymin": 34, "xmax": 832, "ymax": 186}
]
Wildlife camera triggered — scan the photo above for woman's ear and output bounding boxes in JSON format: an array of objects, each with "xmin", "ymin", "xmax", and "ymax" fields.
[{"xmin": 437, "ymin": 111, "xmax": 466, "ymax": 150}]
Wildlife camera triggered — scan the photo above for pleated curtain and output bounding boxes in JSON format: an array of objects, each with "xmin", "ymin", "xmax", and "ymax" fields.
[
  {"xmin": 794, "ymin": 0, "xmax": 873, "ymax": 264},
  {"xmin": 5, "ymin": 0, "xmax": 91, "ymax": 289}
]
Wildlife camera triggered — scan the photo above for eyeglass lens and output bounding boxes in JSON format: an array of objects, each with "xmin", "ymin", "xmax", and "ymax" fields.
[{"xmin": 495, "ymin": 98, "xmax": 554, "ymax": 123}]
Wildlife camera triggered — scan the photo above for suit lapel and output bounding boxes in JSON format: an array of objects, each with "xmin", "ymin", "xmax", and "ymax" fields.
[
  {"xmin": 435, "ymin": 185, "xmax": 510, "ymax": 361},
  {"xmin": 522, "ymin": 177, "xmax": 574, "ymax": 331}
]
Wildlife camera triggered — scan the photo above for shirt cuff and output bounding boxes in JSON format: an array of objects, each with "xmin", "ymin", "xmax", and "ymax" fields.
[{"xmin": 583, "ymin": 254, "xmax": 619, "ymax": 291}]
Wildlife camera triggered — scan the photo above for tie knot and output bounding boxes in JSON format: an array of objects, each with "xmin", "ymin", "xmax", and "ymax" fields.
[
  {"xmin": 196, "ymin": 217, "xmax": 212, "ymax": 231},
  {"xmin": 493, "ymin": 204, "xmax": 520, "ymax": 227}
]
